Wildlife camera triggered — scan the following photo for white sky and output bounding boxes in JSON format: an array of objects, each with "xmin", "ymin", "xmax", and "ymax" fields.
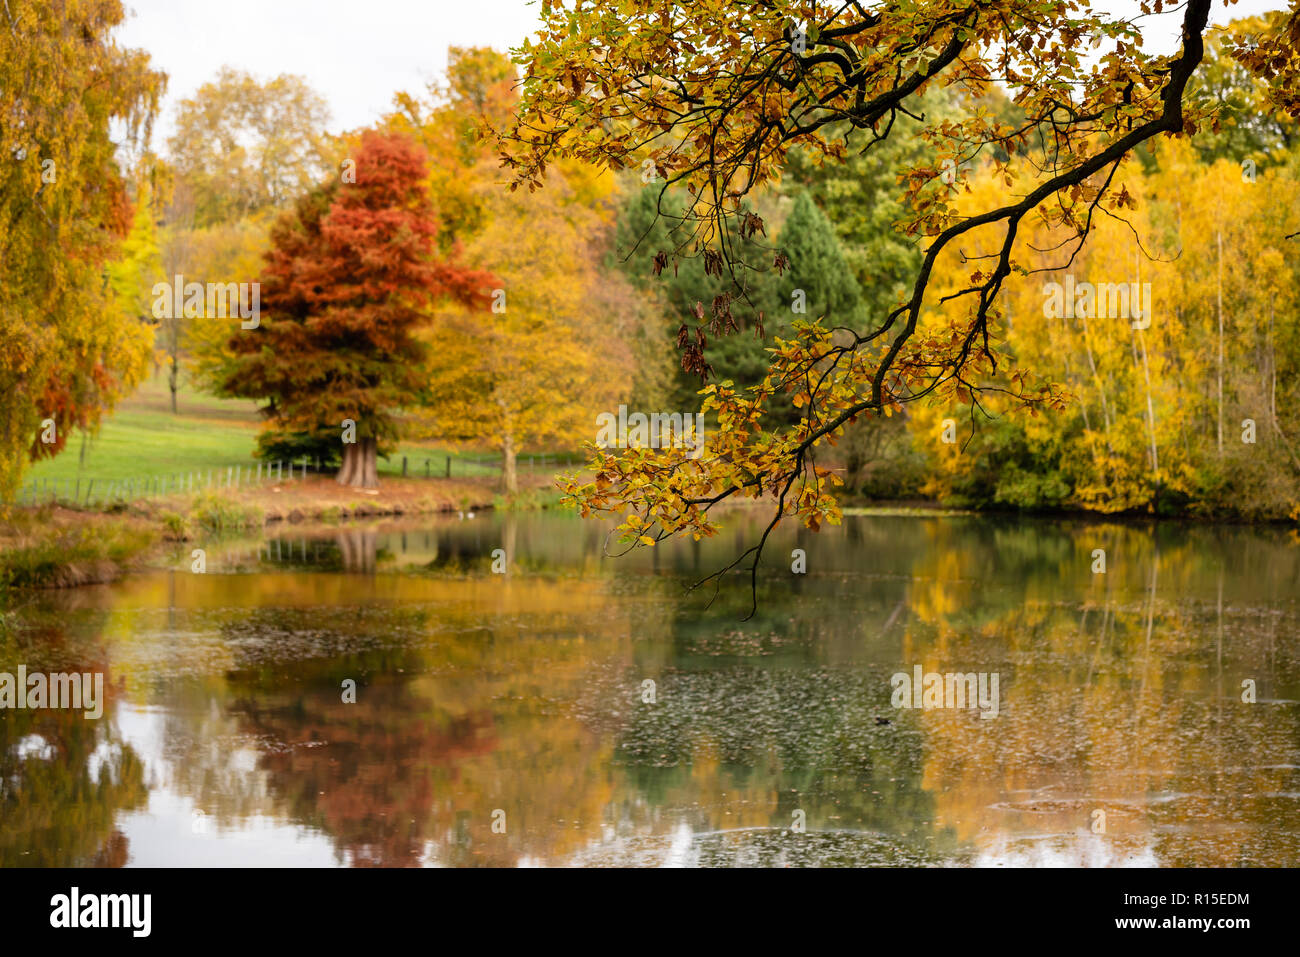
[
  {"xmin": 117, "ymin": 0, "xmax": 544, "ymax": 142},
  {"xmin": 116, "ymin": 0, "xmax": 1290, "ymax": 149}
]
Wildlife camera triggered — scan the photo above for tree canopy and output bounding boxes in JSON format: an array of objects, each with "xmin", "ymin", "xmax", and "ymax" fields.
[
  {"xmin": 503, "ymin": 0, "xmax": 1300, "ymax": 608},
  {"xmin": 0, "ymin": 0, "xmax": 164, "ymax": 500},
  {"xmin": 218, "ymin": 129, "xmax": 494, "ymax": 487}
]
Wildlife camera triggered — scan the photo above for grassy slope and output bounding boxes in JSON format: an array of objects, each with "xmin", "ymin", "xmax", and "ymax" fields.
[{"xmin": 21, "ymin": 374, "xmax": 579, "ymax": 492}]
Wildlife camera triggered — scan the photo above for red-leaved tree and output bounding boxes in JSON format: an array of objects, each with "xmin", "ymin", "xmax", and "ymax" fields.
[{"xmin": 222, "ymin": 129, "xmax": 493, "ymax": 487}]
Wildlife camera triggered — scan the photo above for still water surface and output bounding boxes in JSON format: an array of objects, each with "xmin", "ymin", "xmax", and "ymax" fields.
[{"xmin": 3, "ymin": 511, "xmax": 1299, "ymax": 866}]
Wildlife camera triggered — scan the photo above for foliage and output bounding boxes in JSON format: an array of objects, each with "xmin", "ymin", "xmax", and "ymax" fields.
[
  {"xmin": 172, "ymin": 214, "xmax": 275, "ymax": 397},
  {"xmin": 0, "ymin": 0, "xmax": 164, "ymax": 502},
  {"xmin": 218, "ymin": 129, "xmax": 494, "ymax": 486},
  {"xmin": 393, "ymin": 48, "xmax": 672, "ymax": 491},
  {"xmin": 0, "ymin": 509, "xmax": 156, "ymax": 588},
  {"xmin": 187, "ymin": 491, "xmax": 264, "ymax": 532},
  {"xmin": 906, "ymin": 139, "xmax": 1300, "ymax": 519},
  {"xmin": 513, "ymin": 0, "xmax": 1300, "ymax": 598},
  {"xmin": 167, "ymin": 67, "xmax": 336, "ymax": 227}
]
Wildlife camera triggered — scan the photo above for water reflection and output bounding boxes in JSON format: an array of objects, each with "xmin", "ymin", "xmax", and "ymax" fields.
[{"xmin": 2, "ymin": 512, "xmax": 1298, "ymax": 866}]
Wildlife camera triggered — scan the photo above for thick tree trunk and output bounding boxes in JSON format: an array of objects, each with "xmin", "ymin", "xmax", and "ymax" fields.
[
  {"xmin": 337, "ymin": 436, "xmax": 379, "ymax": 488},
  {"xmin": 336, "ymin": 526, "xmax": 377, "ymax": 573}
]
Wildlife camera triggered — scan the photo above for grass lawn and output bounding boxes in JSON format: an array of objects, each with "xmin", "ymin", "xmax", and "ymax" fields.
[
  {"xmin": 24, "ymin": 376, "xmax": 260, "ymax": 488},
  {"xmin": 19, "ymin": 373, "xmax": 583, "ymax": 501}
]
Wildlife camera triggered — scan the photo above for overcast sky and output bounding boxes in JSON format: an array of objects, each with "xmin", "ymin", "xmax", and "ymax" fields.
[{"xmin": 117, "ymin": 0, "xmax": 1290, "ymax": 147}]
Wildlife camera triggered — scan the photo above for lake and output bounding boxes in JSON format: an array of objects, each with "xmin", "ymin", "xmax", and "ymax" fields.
[{"xmin": 3, "ymin": 510, "xmax": 1298, "ymax": 866}]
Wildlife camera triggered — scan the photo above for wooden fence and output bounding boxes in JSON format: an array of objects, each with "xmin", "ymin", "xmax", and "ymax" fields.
[{"xmin": 16, "ymin": 453, "xmax": 586, "ymax": 506}]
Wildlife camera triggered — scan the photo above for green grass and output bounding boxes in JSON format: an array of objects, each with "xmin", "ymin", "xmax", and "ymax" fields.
[
  {"xmin": 25, "ymin": 376, "xmax": 262, "ymax": 486},
  {"xmin": 17, "ymin": 374, "xmax": 583, "ymax": 500}
]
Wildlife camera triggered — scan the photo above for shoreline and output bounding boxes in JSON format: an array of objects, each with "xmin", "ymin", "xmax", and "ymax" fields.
[
  {"xmin": 4, "ymin": 476, "xmax": 1298, "ymax": 591},
  {"xmin": 0, "ymin": 474, "xmax": 515, "ymax": 590}
]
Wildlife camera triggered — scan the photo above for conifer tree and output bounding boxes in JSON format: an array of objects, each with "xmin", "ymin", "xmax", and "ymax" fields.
[{"xmin": 220, "ymin": 130, "xmax": 493, "ymax": 487}]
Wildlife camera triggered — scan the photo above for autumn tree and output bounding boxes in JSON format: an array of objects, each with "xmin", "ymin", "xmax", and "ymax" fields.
[
  {"xmin": 181, "ymin": 214, "xmax": 276, "ymax": 399},
  {"xmin": 503, "ymin": 0, "xmax": 1300, "ymax": 607},
  {"xmin": 167, "ymin": 67, "xmax": 336, "ymax": 227},
  {"xmin": 414, "ymin": 161, "xmax": 634, "ymax": 495},
  {"xmin": 0, "ymin": 0, "xmax": 164, "ymax": 502},
  {"xmin": 218, "ymin": 130, "xmax": 493, "ymax": 488},
  {"xmin": 391, "ymin": 47, "xmax": 671, "ymax": 492},
  {"xmin": 1185, "ymin": 13, "xmax": 1299, "ymax": 167}
]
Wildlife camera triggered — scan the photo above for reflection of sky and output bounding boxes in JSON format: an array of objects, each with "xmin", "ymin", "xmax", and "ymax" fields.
[
  {"xmin": 112, "ymin": 705, "xmax": 340, "ymax": 867},
  {"xmin": 974, "ymin": 835, "xmax": 1159, "ymax": 868},
  {"xmin": 15, "ymin": 734, "xmax": 55, "ymax": 761}
]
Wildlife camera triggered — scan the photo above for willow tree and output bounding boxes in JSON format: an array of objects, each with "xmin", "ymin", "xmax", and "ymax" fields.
[
  {"xmin": 0, "ymin": 0, "xmax": 164, "ymax": 501},
  {"xmin": 502, "ymin": 0, "xmax": 1300, "ymax": 609}
]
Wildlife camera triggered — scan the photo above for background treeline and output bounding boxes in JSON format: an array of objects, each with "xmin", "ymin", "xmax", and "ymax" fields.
[
  {"xmin": 98, "ymin": 49, "xmax": 676, "ymax": 494},
  {"xmin": 4, "ymin": 6, "xmax": 1298, "ymax": 519},
  {"xmin": 609, "ymin": 15, "xmax": 1300, "ymax": 520}
]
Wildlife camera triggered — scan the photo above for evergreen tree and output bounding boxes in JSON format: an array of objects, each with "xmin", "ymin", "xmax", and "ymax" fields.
[{"xmin": 775, "ymin": 191, "xmax": 861, "ymax": 323}]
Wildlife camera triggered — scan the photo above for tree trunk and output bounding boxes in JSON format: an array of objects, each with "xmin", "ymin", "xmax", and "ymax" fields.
[
  {"xmin": 1080, "ymin": 312, "xmax": 1112, "ymax": 451},
  {"xmin": 169, "ymin": 357, "xmax": 179, "ymax": 414},
  {"xmin": 337, "ymin": 436, "xmax": 379, "ymax": 488},
  {"xmin": 502, "ymin": 432, "xmax": 518, "ymax": 495},
  {"xmin": 1133, "ymin": 243, "xmax": 1159, "ymax": 508},
  {"xmin": 1215, "ymin": 230, "xmax": 1225, "ymax": 455}
]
